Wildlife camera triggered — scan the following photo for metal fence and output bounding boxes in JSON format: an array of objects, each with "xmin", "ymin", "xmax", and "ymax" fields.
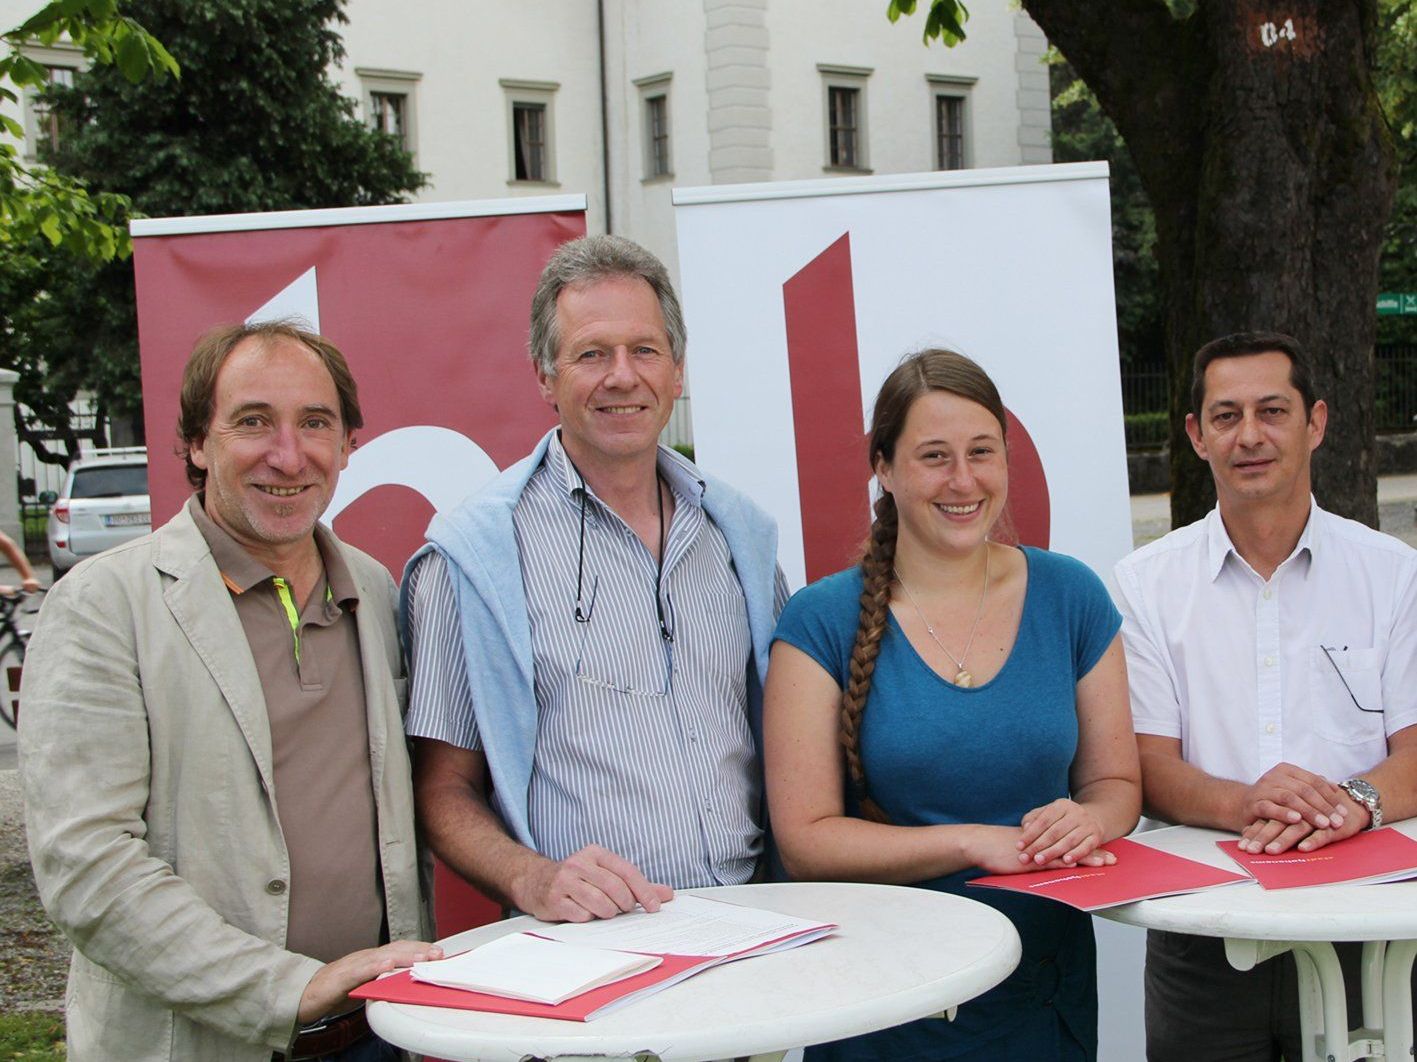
[
  {"xmin": 1377, "ymin": 344, "xmax": 1417, "ymax": 433},
  {"xmin": 1119, "ymin": 369, "xmax": 1170, "ymax": 449},
  {"xmin": 1119, "ymin": 345, "xmax": 1417, "ymax": 450},
  {"xmin": 14, "ymin": 394, "xmax": 112, "ymax": 557},
  {"xmin": 16, "ymin": 393, "xmax": 105, "ymax": 501}
]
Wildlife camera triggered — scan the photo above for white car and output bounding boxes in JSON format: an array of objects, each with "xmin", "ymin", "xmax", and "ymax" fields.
[{"xmin": 46, "ymin": 448, "xmax": 151, "ymax": 576}]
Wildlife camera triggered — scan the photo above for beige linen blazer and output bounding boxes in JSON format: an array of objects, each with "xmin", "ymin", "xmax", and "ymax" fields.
[{"xmin": 19, "ymin": 503, "xmax": 426, "ymax": 1061}]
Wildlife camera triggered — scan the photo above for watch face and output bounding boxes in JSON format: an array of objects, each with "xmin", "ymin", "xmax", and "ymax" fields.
[
  {"xmin": 1341, "ymin": 780, "xmax": 1381, "ymax": 828},
  {"xmin": 1345, "ymin": 780, "xmax": 1378, "ymax": 802}
]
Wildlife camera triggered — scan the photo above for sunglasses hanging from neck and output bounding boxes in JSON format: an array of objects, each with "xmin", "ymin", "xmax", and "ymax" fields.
[{"xmin": 567, "ymin": 450, "xmax": 674, "ymax": 644}]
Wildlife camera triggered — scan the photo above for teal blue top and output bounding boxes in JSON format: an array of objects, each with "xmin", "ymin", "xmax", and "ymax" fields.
[{"xmin": 773, "ymin": 546, "xmax": 1120, "ymax": 1061}]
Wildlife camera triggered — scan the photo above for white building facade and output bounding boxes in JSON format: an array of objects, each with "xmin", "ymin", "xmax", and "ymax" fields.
[
  {"xmin": 2, "ymin": 0, "xmax": 1049, "ymax": 289},
  {"xmin": 330, "ymin": 0, "xmax": 1051, "ymax": 277}
]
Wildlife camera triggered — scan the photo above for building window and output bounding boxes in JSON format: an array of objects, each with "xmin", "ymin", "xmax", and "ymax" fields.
[
  {"xmin": 818, "ymin": 65, "xmax": 872, "ymax": 172},
  {"xmin": 31, "ymin": 64, "xmax": 75, "ymax": 157},
  {"xmin": 634, "ymin": 70, "xmax": 671, "ymax": 179},
  {"xmin": 828, "ymin": 87, "xmax": 860, "ymax": 167},
  {"xmin": 646, "ymin": 95, "xmax": 670, "ymax": 177},
  {"xmin": 20, "ymin": 44, "xmax": 82, "ymax": 162},
  {"xmin": 356, "ymin": 68, "xmax": 421, "ymax": 161},
  {"xmin": 369, "ymin": 91, "xmax": 407, "ymax": 149},
  {"xmin": 635, "ymin": 72, "xmax": 674, "ymax": 181},
  {"xmin": 500, "ymin": 79, "xmax": 559, "ymax": 185},
  {"xmin": 926, "ymin": 74, "xmax": 975, "ymax": 171},
  {"xmin": 936, "ymin": 95, "xmax": 965, "ymax": 169},
  {"xmin": 513, "ymin": 103, "xmax": 547, "ymax": 181}
]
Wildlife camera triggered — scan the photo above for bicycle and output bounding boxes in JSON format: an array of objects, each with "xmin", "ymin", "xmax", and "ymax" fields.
[{"xmin": 0, "ymin": 588, "xmax": 43, "ymax": 729}]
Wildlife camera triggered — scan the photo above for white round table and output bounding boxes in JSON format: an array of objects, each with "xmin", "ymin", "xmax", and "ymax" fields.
[
  {"xmin": 1098, "ymin": 822, "xmax": 1417, "ymax": 1062},
  {"xmin": 367, "ymin": 881, "xmax": 1022, "ymax": 1062}
]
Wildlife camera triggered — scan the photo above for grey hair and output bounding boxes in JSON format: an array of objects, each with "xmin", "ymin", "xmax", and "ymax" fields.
[{"xmin": 528, "ymin": 234, "xmax": 687, "ymax": 376}]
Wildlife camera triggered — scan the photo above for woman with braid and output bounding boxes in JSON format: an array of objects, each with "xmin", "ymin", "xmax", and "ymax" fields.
[{"xmin": 765, "ymin": 349, "xmax": 1140, "ymax": 1060}]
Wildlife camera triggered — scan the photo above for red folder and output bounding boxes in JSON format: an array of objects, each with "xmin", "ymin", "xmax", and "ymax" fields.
[
  {"xmin": 351, "ymin": 908, "xmax": 838, "ymax": 1022},
  {"xmin": 968, "ymin": 837, "xmax": 1250, "ymax": 910},
  {"xmin": 1217, "ymin": 827, "xmax": 1417, "ymax": 890},
  {"xmin": 351, "ymin": 952, "xmax": 713, "ymax": 1022}
]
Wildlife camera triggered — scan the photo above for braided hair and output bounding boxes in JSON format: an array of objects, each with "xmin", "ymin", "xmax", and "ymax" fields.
[
  {"xmin": 841, "ymin": 492, "xmax": 899, "ymax": 821},
  {"xmin": 841, "ymin": 349, "xmax": 1007, "ymax": 821}
]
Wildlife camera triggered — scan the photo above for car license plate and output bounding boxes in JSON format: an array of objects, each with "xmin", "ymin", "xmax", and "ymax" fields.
[{"xmin": 103, "ymin": 512, "xmax": 149, "ymax": 527}]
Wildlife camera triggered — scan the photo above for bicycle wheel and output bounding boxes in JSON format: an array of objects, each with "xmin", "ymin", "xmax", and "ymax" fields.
[{"xmin": 0, "ymin": 636, "xmax": 23, "ymax": 729}]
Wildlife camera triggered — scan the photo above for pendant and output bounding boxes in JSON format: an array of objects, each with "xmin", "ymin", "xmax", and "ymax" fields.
[{"xmin": 953, "ymin": 668, "xmax": 973, "ymax": 688}]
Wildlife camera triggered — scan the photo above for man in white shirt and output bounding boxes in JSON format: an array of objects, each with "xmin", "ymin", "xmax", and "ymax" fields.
[{"xmin": 1114, "ymin": 331, "xmax": 1417, "ymax": 1061}]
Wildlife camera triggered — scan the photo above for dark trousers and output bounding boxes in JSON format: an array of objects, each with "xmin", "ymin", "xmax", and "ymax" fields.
[
  {"xmin": 1145, "ymin": 930, "xmax": 1415, "ymax": 1062},
  {"xmin": 322, "ymin": 1036, "xmax": 401, "ymax": 1062},
  {"xmin": 274, "ymin": 1035, "xmax": 401, "ymax": 1062}
]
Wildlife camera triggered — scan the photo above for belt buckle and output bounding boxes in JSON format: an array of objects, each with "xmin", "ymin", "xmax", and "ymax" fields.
[
  {"xmin": 296, "ymin": 1015, "xmax": 335, "ymax": 1038},
  {"xmin": 280, "ymin": 1005, "xmax": 370, "ymax": 1061}
]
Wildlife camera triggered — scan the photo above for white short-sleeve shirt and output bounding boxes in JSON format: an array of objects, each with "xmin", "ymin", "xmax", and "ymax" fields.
[{"xmin": 1114, "ymin": 500, "xmax": 1417, "ymax": 785}]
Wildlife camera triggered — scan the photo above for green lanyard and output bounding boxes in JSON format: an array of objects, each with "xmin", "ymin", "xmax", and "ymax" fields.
[{"xmin": 270, "ymin": 578, "xmax": 333, "ymax": 664}]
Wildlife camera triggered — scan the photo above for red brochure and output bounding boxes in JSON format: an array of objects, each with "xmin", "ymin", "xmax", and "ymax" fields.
[
  {"xmin": 968, "ymin": 837, "xmax": 1250, "ymax": 911},
  {"xmin": 1216, "ymin": 827, "xmax": 1417, "ymax": 890},
  {"xmin": 351, "ymin": 895, "xmax": 837, "ymax": 1022},
  {"xmin": 351, "ymin": 952, "xmax": 714, "ymax": 1022}
]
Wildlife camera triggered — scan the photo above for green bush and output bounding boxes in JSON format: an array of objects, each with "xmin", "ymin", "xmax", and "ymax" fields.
[
  {"xmin": 1124, "ymin": 411, "xmax": 1169, "ymax": 451},
  {"xmin": 18, "ymin": 504, "xmax": 49, "ymax": 560}
]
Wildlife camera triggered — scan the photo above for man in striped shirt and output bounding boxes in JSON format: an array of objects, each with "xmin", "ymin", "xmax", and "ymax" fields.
[{"xmin": 404, "ymin": 235, "xmax": 786, "ymax": 922}]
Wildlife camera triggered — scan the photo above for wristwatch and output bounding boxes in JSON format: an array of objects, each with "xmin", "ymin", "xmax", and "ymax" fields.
[{"xmin": 1338, "ymin": 778, "xmax": 1382, "ymax": 830}]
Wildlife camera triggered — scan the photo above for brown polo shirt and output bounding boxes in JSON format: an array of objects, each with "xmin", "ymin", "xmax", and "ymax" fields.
[{"xmin": 189, "ymin": 497, "xmax": 383, "ymax": 964}]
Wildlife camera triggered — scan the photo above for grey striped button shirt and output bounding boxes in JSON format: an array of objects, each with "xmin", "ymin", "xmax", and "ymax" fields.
[{"xmin": 406, "ymin": 435, "xmax": 776, "ymax": 888}]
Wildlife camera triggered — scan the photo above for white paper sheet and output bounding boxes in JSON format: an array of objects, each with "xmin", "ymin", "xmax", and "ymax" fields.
[
  {"xmin": 410, "ymin": 932, "xmax": 660, "ymax": 1004},
  {"xmin": 532, "ymin": 894, "xmax": 833, "ymax": 956}
]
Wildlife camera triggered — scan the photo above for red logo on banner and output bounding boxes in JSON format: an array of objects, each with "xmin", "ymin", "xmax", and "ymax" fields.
[{"xmin": 783, "ymin": 233, "xmax": 1050, "ymax": 583}]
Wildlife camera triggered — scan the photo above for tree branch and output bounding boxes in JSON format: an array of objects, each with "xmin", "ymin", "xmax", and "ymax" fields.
[{"xmin": 14, "ymin": 410, "xmax": 76, "ymax": 470}]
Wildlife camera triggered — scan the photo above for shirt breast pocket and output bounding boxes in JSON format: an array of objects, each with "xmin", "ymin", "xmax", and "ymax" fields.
[
  {"xmin": 574, "ymin": 617, "xmax": 671, "ymax": 699},
  {"xmin": 1309, "ymin": 646, "xmax": 1386, "ymax": 746}
]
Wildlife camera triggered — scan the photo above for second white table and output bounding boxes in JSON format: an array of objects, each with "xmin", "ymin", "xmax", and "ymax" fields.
[{"xmin": 1100, "ymin": 822, "xmax": 1417, "ymax": 1062}]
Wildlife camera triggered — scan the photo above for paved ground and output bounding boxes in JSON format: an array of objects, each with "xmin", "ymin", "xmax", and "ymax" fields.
[{"xmin": 0, "ymin": 766, "xmax": 68, "ymax": 1012}]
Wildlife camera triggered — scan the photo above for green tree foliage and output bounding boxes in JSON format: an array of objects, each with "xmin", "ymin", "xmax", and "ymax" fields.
[
  {"xmin": 885, "ymin": 0, "xmax": 969, "ymax": 46},
  {"xmin": 1049, "ymin": 54, "xmax": 1162, "ymax": 373},
  {"xmin": 46, "ymin": 0, "xmax": 424, "ymax": 218},
  {"xmin": 1376, "ymin": 0, "xmax": 1417, "ymax": 345},
  {"xmin": 1, "ymin": 0, "xmax": 177, "ymax": 264},
  {"xmin": 10, "ymin": 0, "xmax": 425, "ymax": 464}
]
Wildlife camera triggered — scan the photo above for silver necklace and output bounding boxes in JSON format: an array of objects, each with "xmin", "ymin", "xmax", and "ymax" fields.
[{"xmin": 894, "ymin": 545, "xmax": 992, "ymax": 688}]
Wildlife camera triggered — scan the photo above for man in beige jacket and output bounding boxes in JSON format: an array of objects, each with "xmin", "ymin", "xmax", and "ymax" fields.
[{"xmin": 20, "ymin": 322, "xmax": 437, "ymax": 1062}]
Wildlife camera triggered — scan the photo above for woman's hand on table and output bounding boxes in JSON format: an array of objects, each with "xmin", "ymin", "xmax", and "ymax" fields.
[
  {"xmin": 967, "ymin": 821, "xmax": 1114, "ymax": 875},
  {"xmin": 1016, "ymin": 799, "xmax": 1113, "ymax": 867}
]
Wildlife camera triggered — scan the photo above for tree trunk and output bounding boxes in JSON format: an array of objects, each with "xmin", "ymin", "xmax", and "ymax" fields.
[{"xmin": 1025, "ymin": 0, "xmax": 1397, "ymax": 529}]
